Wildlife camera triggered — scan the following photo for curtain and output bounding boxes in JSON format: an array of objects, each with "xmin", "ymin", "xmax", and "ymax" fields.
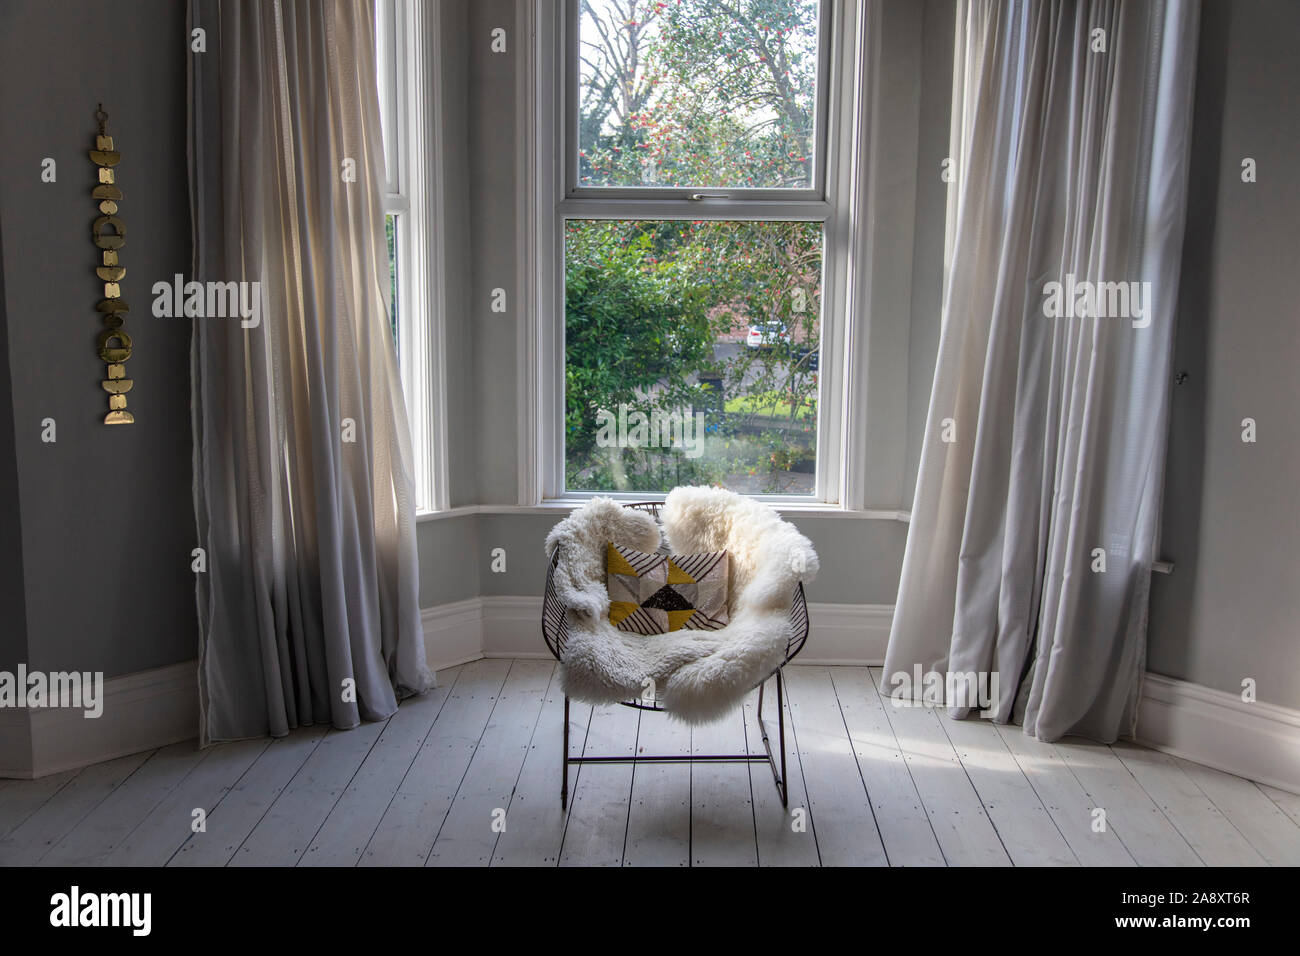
[
  {"xmin": 188, "ymin": 0, "xmax": 433, "ymax": 745},
  {"xmin": 883, "ymin": 0, "xmax": 1199, "ymax": 743}
]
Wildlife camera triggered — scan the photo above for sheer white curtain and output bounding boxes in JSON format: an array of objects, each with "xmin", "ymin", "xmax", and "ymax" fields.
[
  {"xmin": 188, "ymin": 0, "xmax": 433, "ymax": 744},
  {"xmin": 884, "ymin": 0, "xmax": 1199, "ymax": 742}
]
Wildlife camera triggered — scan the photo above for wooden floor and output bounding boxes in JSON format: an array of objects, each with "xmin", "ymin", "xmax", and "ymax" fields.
[{"xmin": 2, "ymin": 660, "xmax": 1298, "ymax": 867}]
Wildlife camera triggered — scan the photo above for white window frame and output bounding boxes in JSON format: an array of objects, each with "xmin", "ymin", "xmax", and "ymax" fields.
[
  {"xmin": 523, "ymin": 0, "xmax": 866, "ymax": 507},
  {"xmin": 377, "ymin": 0, "xmax": 450, "ymax": 513}
]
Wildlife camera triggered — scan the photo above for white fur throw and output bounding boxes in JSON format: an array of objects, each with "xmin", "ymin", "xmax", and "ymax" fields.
[{"xmin": 544, "ymin": 486, "xmax": 818, "ymax": 723}]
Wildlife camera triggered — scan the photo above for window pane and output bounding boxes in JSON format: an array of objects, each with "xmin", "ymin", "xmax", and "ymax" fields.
[
  {"xmin": 564, "ymin": 219, "xmax": 821, "ymax": 495},
  {"xmin": 385, "ymin": 213, "xmax": 399, "ymax": 348},
  {"xmin": 578, "ymin": 0, "xmax": 821, "ymax": 189}
]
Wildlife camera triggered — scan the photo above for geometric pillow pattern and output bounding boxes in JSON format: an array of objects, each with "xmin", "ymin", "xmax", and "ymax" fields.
[{"xmin": 606, "ymin": 542, "xmax": 729, "ymax": 635}]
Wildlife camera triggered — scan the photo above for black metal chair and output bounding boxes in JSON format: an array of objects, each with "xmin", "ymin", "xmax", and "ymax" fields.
[{"xmin": 542, "ymin": 501, "xmax": 811, "ymax": 808}]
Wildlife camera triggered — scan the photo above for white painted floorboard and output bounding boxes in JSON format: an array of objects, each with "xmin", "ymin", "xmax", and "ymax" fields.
[
  {"xmin": 623, "ymin": 698, "xmax": 692, "ymax": 867},
  {"xmin": 1, "ymin": 662, "xmax": 1294, "ymax": 867},
  {"xmin": 867, "ymin": 667, "xmax": 1010, "ymax": 866}
]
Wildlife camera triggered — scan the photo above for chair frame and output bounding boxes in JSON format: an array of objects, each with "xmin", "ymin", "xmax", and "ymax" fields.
[{"xmin": 541, "ymin": 501, "xmax": 811, "ymax": 809}]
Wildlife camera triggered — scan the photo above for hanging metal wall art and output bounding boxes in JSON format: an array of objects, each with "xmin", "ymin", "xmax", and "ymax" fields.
[{"xmin": 90, "ymin": 104, "xmax": 134, "ymax": 425}]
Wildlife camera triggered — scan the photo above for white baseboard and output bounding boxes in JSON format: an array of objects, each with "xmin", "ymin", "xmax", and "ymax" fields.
[
  {"xmin": 432, "ymin": 595, "xmax": 892, "ymax": 663},
  {"xmin": 796, "ymin": 602, "xmax": 891, "ymax": 664},
  {"xmin": 0, "ymin": 662, "xmax": 199, "ymax": 779},
  {"xmin": 421, "ymin": 597, "xmax": 491, "ymax": 671},
  {"xmin": 0, "ymin": 709, "xmax": 32, "ymax": 778},
  {"xmin": 1135, "ymin": 672, "xmax": 1300, "ymax": 795}
]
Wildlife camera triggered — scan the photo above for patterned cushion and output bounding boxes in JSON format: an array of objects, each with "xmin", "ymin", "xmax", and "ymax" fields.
[{"xmin": 606, "ymin": 543, "xmax": 729, "ymax": 634}]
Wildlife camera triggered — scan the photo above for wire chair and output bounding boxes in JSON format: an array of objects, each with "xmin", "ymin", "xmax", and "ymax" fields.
[{"xmin": 542, "ymin": 501, "xmax": 812, "ymax": 808}]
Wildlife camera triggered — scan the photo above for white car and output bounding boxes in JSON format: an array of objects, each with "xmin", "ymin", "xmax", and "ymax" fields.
[{"xmin": 746, "ymin": 322, "xmax": 790, "ymax": 349}]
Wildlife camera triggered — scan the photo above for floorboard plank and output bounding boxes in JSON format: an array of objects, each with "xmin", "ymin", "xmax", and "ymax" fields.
[
  {"xmin": 11, "ymin": 658, "xmax": 1282, "ymax": 869},
  {"xmin": 169, "ymin": 726, "xmax": 329, "ymax": 866},
  {"xmin": 743, "ymin": 675, "xmax": 820, "ymax": 866},
  {"xmin": 491, "ymin": 681, "xmax": 592, "ymax": 867},
  {"xmin": 41, "ymin": 742, "xmax": 208, "ymax": 866},
  {"xmin": 938, "ymin": 714, "xmax": 1079, "ymax": 866},
  {"xmin": 428, "ymin": 661, "xmax": 555, "ymax": 866},
  {"xmin": 690, "ymin": 706, "xmax": 758, "ymax": 867},
  {"xmin": 1052, "ymin": 738, "xmax": 1201, "ymax": 866},
  {"xmin": 231, "ymin": 719, "xmax": 387, "ymax": 867},
  {"xmin": 867, "ymin": 668, "xmax": 1009, "ymax": 866},
  {"xmin": 559, "ymin": 701, "xmax": 640, "ymax": 867},
  {"xmin": 300, "ymin": 674, "xmax": 458, "ymax": 867},
  {"xmin": 360, "ymin": 658, "xmax": 511, "ymax": 866},
  {"xmin": 1172, "ymin": 756, "xmax": 1300, "ymax": 865},
  {"xmin": 0, "ymin": 770, "xmax": 81, "ymax": 842},
  {"xmin": 830, "ymin": 668, "xmax": 943, "ymax": 866},
  {"xmin": 1257, "ymin": 784, "xmax": 1300, "ymax": 828},
  {"xmin": 1110, "ymin": 742, "xmax": 1265, "ymax": 866},
  {"xmin": 104, "ymin": 739, "xmax": 269, "ymax": 866},
  {"xmin": 782, "ymin": 667, "xmax": 887, "ymax": 866},
  {"xmin": 623, "ymin": 703, "xmax": 692, "ymax": 867},
  {"xmin": 0, "ymin": 753, "xmax": 151, "ymax": 866},
  {"xmin": 994, "ymin": 724, "xmax": 1137, "ymax": 867}
]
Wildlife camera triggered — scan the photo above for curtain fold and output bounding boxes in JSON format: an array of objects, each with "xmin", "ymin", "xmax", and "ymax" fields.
[
  {"xmin": 188, "ymin": 0, "xmax": 432, "ymax": 745},
  {"xmin": 883, "ymin": 0, "xmax": 1199, "ymax": 743}
]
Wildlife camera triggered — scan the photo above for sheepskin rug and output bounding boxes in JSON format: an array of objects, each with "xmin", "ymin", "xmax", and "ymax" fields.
[{"xmin": 544, "ymin": 486, "xmax": 818, "ymax": 724}]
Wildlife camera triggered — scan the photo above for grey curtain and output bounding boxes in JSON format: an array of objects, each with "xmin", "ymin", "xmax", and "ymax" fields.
[
  {"xmin": 188, "ymin": 0, "xmax": 433, "ymax": 745},
  {"xmin": 884, "ymin": 0, "xmax": 1199, "ymax": 742}
]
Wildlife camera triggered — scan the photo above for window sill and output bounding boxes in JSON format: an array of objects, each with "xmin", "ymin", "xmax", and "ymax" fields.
[{"xmin": 415, "ymin": 502, "xmax": 910, "ymax": 522}]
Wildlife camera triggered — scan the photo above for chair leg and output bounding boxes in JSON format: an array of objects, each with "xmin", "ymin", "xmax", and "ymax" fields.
[
  {"xmin": 757, "ymin": 670, "xmax": 789, "ymax": 808},
  {"xmin": 776, "ymin": 669, "xmax": 788, "ymax": 808},
  {"xmin": 561, "ymin": 695, "xmax": 570, "ymax": 809}
]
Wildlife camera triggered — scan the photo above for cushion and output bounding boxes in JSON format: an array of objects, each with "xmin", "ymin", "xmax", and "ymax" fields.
[{"xmin": 606, "ymin": 542, "xmax": 729, "ymax": 634}]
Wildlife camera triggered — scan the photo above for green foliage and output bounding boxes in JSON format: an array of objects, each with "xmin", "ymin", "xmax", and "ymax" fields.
[{"xmin": 565, "ymin": 223, "xmax": 718, "ymax": 465}]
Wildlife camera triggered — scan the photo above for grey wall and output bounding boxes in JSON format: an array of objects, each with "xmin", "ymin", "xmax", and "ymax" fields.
[
  {"xmin": 467, "ymin": 511, "xmax": 908, "ymax": 606},
  {"xmin": 0, "ymin": 0, "xmax": 195, "ymax": 679},
  {"xmin": 1147, "ymin": 0, "xmax": 1300, "ymax": 710}
]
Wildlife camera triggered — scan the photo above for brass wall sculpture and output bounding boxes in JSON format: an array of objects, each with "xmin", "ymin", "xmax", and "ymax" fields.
[{"xmin": 91, "ymin": 104, "xmax": 134, "ymax": 425}]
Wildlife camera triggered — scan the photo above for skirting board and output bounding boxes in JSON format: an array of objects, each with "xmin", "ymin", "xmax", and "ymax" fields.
[
  {"xmin": 421, "ymin": 597, "xmax": 492, "ymax": 671},
  {"xmin": 454, "ymin": 590, "xmax": 894, "ymax": 665},
  {"xmin": 1135, "ymin": 673, "xmax": 1300, "ymax": 795},
  {"xmin": 0, "ymin": 662, "xmax": 198, "ymax": 779}
]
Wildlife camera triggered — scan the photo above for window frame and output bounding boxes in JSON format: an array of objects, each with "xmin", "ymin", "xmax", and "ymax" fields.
[
  {"xmin": 376, "ymin": 0, "xmax": 450, "ymax": 514},
  {"xmin": 527, "ymin": 0, "xmax": 863, "ymax": 506}
]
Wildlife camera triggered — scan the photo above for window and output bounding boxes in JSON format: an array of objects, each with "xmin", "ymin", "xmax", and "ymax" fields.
[
  {"xmin": 375, "ymin": 0, "xmax": 448, "ymax": 512},
  {"xmin": 535, "ymin": 0, "xmax": 856, "ymax": 502}
]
